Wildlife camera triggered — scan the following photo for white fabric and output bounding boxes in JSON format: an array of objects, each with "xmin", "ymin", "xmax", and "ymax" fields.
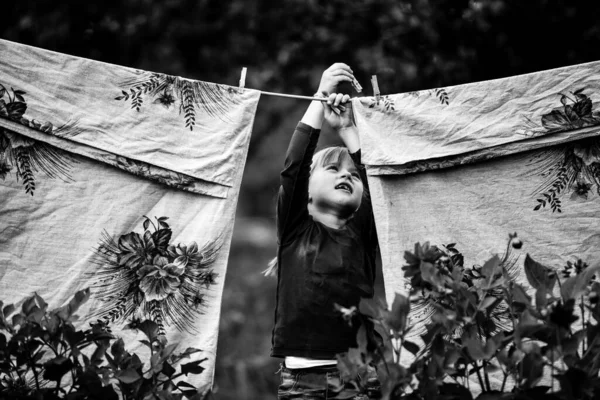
[
  {"xmin": 0, "ymin": 39, "xmax": 261, "ymax": 394},
  {"xmin": 353, "ymin": 62, "xmax": 600, "ymax": 391},
  {"xmin": 284, "ymin": 357, "xmax": 337, "ymax": 369},
  {"xmin": 353, "ymin": 60, "xmax": 600, "ymax": 173}
]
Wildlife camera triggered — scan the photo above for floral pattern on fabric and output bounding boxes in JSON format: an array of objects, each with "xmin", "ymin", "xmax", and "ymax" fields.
[
  {"xmin": 526, "ymin": 89, "xmax": 600, "ymax": 213},
  {"xmin": 91, "ymin": 216, "xmax": 222, "ymax": 334},
  {"xmin": 521, "ymin": 88, "xmax": 600, "ymax": 137},
  {"xmin": 115, "ymin": 72, "xmax": 241, "ymax": 130},
  {"xmin": 0, "ymin": 84, "xmax": 76, "ymax": 195}
]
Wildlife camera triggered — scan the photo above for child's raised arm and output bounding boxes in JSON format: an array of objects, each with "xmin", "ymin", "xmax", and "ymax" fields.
[
  {"xmin": 322, "ymin": 93, "xmax": 360, "ymax": 153},
  {"xmin": 300, "ymin": 63, "xmax": 355, "ymax": 130}
]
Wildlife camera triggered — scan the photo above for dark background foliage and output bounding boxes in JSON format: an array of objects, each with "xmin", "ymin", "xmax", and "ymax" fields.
[{"xmin": 2, "ymin": 1, "xmax": 600, "ymax": 398}]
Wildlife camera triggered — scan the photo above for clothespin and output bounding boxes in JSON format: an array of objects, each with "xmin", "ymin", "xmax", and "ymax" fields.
[
  {"xmin": 351, "ymin": 78, "xmax": 363, "ymax": 93},
  {"xmin": 371, "ymin": 75, "xmax": 381, "ymax": 103},
  {"xmin": 239, "ymin": 67, "xmax": 247, "ymax": 93}
]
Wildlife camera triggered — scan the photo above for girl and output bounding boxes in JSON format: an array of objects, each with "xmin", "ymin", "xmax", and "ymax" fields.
[{"xmin": 270, "ymin": 63, "xmax": 381, "ymax": 399}]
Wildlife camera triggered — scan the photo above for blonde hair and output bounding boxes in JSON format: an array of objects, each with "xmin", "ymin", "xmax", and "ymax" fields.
[{"xmin": 310, "ymin": 146, "xmax": 354, "ymax": 175}]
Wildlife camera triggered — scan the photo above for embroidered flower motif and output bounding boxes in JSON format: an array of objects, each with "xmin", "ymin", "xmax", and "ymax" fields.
[
  {"xmin": 118, "ymin": 232, "xmax": 154, "ymax": 269},
  {"xmin": 570, "ymin": 180, "xmax": 593, "ymax": 201},
  {"xmin": 137, "ymin": 255, "xmax": 185, "ymax": 301},
  {"xmin": 91, "ymin": 216, "xmax": 221, "ymax": 334},
  {"xmin": 154, "ymin": 90, "xmax": 176, "ymax": 109},
  {"xmin": 573, "ymin": 143, "xmax": 600, "ymax": 167},
  {"xmin": 168, "ymin": 242, "xmax": 202, "ymax": 267}
]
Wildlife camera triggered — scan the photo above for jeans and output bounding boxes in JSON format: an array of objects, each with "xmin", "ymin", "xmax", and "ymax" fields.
[{"xmin": 277, "ymin": 364, "xmax": 381, "ymax": 399}]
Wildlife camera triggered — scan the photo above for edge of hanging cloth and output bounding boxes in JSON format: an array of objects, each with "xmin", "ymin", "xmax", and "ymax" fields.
[
  {"xmin": 0, "ymin": 116, "xmax": 230, "ymax": 198},
  {"xmin": 365, "ymin": 124, "xmax": 600, "ymax": 176}
]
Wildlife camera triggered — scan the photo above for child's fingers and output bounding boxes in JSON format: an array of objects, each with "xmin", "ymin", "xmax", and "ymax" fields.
[{"xmin": 329, "ymin": 62, "xmax": 353, "ymax": 74}]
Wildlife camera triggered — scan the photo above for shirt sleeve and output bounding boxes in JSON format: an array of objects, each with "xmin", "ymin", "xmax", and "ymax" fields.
[
  {"xmin": 277, "ymin": 122, "xmax": 320, "ymax": 244},
  {"xmin": 349, "ymin": 149, "xmax": 378, "ymax": 251}
]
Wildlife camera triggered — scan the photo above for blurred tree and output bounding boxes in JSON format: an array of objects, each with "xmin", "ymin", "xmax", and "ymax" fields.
[{"xmin": 2, "ymin": 1, "xmax": 600, "ymax": 398}]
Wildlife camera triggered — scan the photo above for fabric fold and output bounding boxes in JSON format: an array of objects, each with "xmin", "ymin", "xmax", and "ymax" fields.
[
  {"xmin": 0, "ymin": 38, "xmax": 261, "ymax": 194},
  {"xmin": 353, "ymin": 60, "xmax": 600, "ymax": 174}
]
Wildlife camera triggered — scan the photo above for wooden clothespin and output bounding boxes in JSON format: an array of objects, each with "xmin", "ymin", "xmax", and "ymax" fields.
[
  {"xmin": 351, "ymin": 78, "xmax": 363, "ymax": 93},
  {"xmin": 239, "ymin": 67, "xmax": 247, "ymax": 93},
  {"xmin": 371, "ymin": 75, "xmax": 381, "ymax": 103}
]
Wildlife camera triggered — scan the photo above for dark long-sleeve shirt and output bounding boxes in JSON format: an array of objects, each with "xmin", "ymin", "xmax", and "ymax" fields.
[{"xmin": 271, "ymin": 122, "xmax": 378, "ymax": 359}]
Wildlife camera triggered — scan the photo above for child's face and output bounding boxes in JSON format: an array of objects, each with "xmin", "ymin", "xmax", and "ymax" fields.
[{"xmin": 308, "ymin": 157, "xmax": 363, "ymax": 217}]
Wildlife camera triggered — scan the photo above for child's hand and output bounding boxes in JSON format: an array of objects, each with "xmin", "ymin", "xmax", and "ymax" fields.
[
  {"xmin": 323, "ymin": 93, "xmax": 353, "ymax": 130},
  {"xmin": 323, "ymin": 93, "xmax": 360, "ymax": 153},
  {"xmin": 316, "ymin": 63, "xmax": 355, "ymax": 96}
]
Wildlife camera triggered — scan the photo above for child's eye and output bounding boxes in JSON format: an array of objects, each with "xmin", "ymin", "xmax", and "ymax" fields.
[
  {"xmin": 326, "ymin": 165, "xmax": 338, "ymax": 171},
  {"xmin": 352, "ymin": 173, "xmax": 360, "ymax": 179}
]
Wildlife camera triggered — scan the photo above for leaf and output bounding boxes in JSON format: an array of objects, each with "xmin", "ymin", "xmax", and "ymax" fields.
[
  {"xmin": 439, "ymin": 383, "xmax": 473, "ymax": 399},
  {"xmin": 43, "ymin": 356, "xmax": 74, "ymax": 381},
  {"xmin": 573, "ymin": 97, "xmax": 593, "ymax": 118},
  {"xmin": 385, "ymin": 293, "xmax": 410, "ymax": 332},
  {"xmin": 358, "ymin": 297, "xmax": 384, "ymax": 319},
  {"xmin": 420, "ymin": 261, "xmax": 444, "ymax": 287},
  {"xmin": 524, "ymin": 254, "xmax": 556, "ymax": 291},
  {"xmin": 562, "ymin": 330, "xmax": 585, "ymax": 355},
  {"xmin": 561, "ymin": 263, "xmax": 600, "ymax": 300},
  {"xmin": 12, "ymin": 314, "xmax": 24, "ymax": 327},
  {"xmin": 177, "ymin": 381, "xmax": 198, "ymax": 396},
  {"xmin": 0, "ymin": 100, "xmax": 7, "ymax": 117},
  {"xmin": 463, "ymin": 335, "xmax": 485, "ymax": 361},
  {"xmin": 6, "ymin": 102, "xmax": 27, "ymax": 120},
  {"xmin": 162, "ymin": 361, "xmax": 176, "ymax": 377},
  {"xmin": 137, "ymin": 320, "xmax": 160, "ymax": 343},
  {"xmin": 3, "ymin": 303, "xmax": 15, "ymax": 318},
  {"xmin": 181, "ymin": 358, "xmax": 208, "ymax": 375},
  {"xmin": 143, "ymin": 218, "xmax": 150, "ymax": 230},
  {"xmin": 152, "ymin": 228, "xmax": 172, "ymax": 254},
  {"xmin": 22, "ymin": 295, "xmax": 37, "ymax": 315},
  {"xmin": 56, "ymin": 288, "xmax": 90, "ymax": 320},
  {"xmin": 33, "ymin": 292, "xmax": 48, "ymax": 312},
  {"xmin": 482, "ymin": 255, "xmax": 500, "ymax": 279},
  {"xmin": 511, "ymin": 283, "xmax": 532, "ymax": 306},
  {"xmin": 115, "ymin": 368, "xmax": 141, "ymax": 384},
  {"xmin": 402, "ymin": 340, "xmax": 419, "ymax": 356},
  {"xmin": 541, "ymin": 109, "xmax": 570, "ymax": 131},
  {"xmin": 480, "ymin": 296, "xmax": 498, "ymax": 311},
  {"xmin": 111, "ymin": 338, "xmax": 125, "ymax": 361}
]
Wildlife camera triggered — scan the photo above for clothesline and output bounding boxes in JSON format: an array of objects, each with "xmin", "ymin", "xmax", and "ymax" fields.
[
  {"xmin": 259, "ymin": 91, "xmax": 328, "ymax": 101},
  {"xmin": 242, "ymin": 68, "xmax": 371, "ymax": 101}
]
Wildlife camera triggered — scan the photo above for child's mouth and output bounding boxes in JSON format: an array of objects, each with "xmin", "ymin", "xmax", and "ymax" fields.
[{"xmin": 335, "ymin": 183, "xmax": 353, "ymax": 193}]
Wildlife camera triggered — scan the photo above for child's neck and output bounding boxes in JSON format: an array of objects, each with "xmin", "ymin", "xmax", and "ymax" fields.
[{"xmin": 309, "ymin": 207, "xmax": 350, "ymax": 229}]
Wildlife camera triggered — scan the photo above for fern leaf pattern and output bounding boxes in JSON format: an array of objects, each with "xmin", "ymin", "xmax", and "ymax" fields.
[
  {"xmin": 115, "ymin": 73, "xmax": 240, "ymax": 131},
  {"xmin": 15, "ymin": 147, "xmax": 35, "ymax": 195}
]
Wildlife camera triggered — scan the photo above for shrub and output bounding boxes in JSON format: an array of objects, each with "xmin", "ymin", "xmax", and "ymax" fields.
[
  {"xmin": 0, "ymin": 289, "xmax": 208, "ymax": 399},
  {"xmin": 337, "ymin": 234, "xmax": 600, "ymax": 400}
]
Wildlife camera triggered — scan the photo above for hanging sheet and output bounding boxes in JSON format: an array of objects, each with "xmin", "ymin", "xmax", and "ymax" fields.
[
  {"xmin": 0, "ymin": 39, "xmax": 261, "ymax": 394},
  {"xmin": 353, "ymin": 60, "xmax": 600, "ymax": 329}
]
